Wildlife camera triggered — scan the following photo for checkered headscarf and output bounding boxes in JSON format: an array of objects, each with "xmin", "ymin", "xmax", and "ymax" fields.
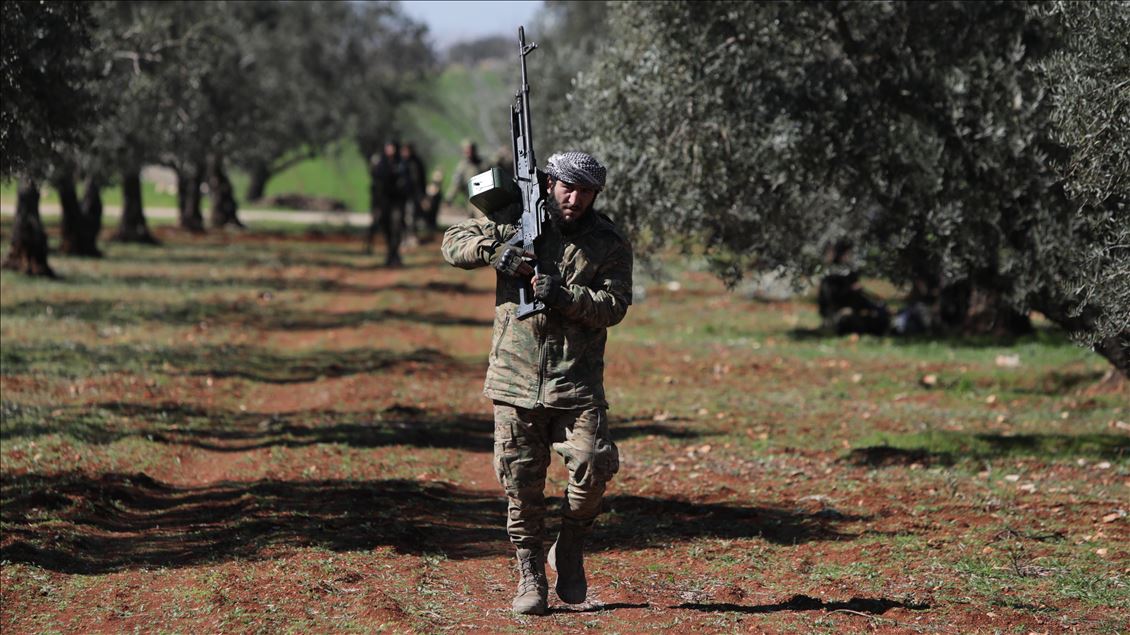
[{"xmin": 544, "ymin": 151, "xmax": 606, "ymax": 191}]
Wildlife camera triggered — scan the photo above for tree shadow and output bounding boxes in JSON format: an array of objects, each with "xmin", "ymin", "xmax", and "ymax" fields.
[
  {"xmin": 610, "ymin": 414, "xmax": 709, "ymax": 440},
  {"xmin": 598, "ymin": 496, "xmax": 873, "ymax": 546},
  {"xmin": 675, "ymin": 593, "xmax": 929, "ymax": 614},
  {"xmin": 0, "ymin": 299, "xmax": 493, "ymax": 331},
  {"xmin": 845, "ymin": 432, "xmax": 1129, "ymax": 467},
  {"xmin": 1, "ymin": 401, "xmax": 703, "ymax": 451},
  {"xmin": 551, "ymin": 603, "xmax": 651, "ymax": 614},
  {"xmin": 391, "ymin": 280, "xmax": 485, "ymax": 295},
  {"xmin": 1, "ymin": 473, "xmax": 873, "ymax": 575},
  {"xmin": 118, "ymin": 241, "xmax": 380, "ymax": 271},
  {"xmin": 0, "ymin": 342, "xmax": 482, "ymax": 381},
  {"xmin": 65, "ymin": 272, "xmax": 395, "ymax": 296},
  {"xmin": 1, "ymin": 402, "xmax": 497, "ymax": 452},
  {"xmin": 0, "ymin": 473, "xmax": 508, "ymax": 574}
]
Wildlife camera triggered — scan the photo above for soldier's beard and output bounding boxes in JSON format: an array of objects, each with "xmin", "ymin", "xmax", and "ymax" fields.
[{"xmin": 547, "ymin": 196, "xmax": 590, "ymax": 232}]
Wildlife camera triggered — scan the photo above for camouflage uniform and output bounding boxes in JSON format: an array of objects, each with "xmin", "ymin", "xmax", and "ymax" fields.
[
  {"xmin": 442, "ymin": 211, "xmax": 632, "ymax": 548},
  {"xmin": 446, "ymin": 155, "xmax": 487, "ymax": 218}
]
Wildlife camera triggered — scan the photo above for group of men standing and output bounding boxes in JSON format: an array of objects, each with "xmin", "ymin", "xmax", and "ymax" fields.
[
  {"xmin": 365, "ymin": 140, "xmax": 440, "ymax": 267},
  {"xmin": 367, "ymin": 139, "xmax": 516, "ymax": 267}
]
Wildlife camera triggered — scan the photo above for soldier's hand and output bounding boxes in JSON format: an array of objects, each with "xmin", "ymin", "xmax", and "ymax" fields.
[
  {"xmin": 491, "ymin": 244, "xmax": 535, "ymax": 278},
  {"xmin": 532, "ymin": 273, "xmax": 572, "ymax": 308}
]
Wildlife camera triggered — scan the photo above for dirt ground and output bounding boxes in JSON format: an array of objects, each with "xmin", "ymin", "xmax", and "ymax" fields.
[{"xmin": 1, "ymin": 226, "xmax": 1127, "ymax": 634}]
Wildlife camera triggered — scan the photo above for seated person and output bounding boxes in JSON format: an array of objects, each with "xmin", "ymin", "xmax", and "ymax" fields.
[{"xmin": 817, "ymin": 239, "xmax": 890, "ymax": 336}]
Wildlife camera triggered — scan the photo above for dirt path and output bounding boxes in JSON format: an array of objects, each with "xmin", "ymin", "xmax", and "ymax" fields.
[{"xmin": 2, "ymin": 226, "xmax": 1125, "ymax": 634}]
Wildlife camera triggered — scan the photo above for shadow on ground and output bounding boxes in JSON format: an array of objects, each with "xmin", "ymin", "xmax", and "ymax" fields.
[
  {"xmin": 0, "ymin": 299, "xmax": 492, "ymax": 332},
  {"xmin": 1, "ymin": 402, "xmax": 702, "ymax": 452},
  {"xmin": 845, "ymin": 432, "xmax": 1130, "ymax": 466},
  {"xmin": 0, "ymin": 343, "xmax": 478, "ymax": 382},
  {"xmin": 1, "ymin": 472, "xmax": 871, "ymax": 574},
  {"xmin": 55, "ymin": 273, "xmax": 487, "ymax": 297},
  {"xmin": 675, "ymin": 593, "xmax": 929, "ymax": 614}
]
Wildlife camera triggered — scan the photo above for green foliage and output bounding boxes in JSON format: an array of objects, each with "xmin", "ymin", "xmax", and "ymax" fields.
[
  {"xmin": 567, "ymin": 1, "xmax": 1127, "ymax": 368},
  {"xmin": 1034, "ymin": 1, "xmax": 1130, "ymax": 351},
  {"xmin": 82, "ymin": 1, "xmax": 257, "ymax": 176},
  {"xmin": 445, "ymin": 35, "xmax": 511, "ymax": 66},
  {"xmin": 399, "ymin": 64, "xmax": 510, "ymax": 190},
  {"xmin": 229, "ymin": 1, "xmax": 434, "ymax": 187},
  {"xmin": 1037, "ymin": 1, "xmax": 1130, "ymax": 207},
  {"xmin": 534, "ymin": 0, "xmax": 609, "ymax": 154},
  {"xmin": 340, "ymin": 2, "xmax": 435, "ymax": 162},
  {"xmin": 0, "ymin": 1, "xmax": 96, "ymax": 178}
]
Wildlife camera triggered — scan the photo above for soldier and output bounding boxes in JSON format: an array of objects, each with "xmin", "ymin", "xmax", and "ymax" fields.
[
  {"xmin": 492, "ymin": 145, "xmax": 514, "ymax": 176},
  {"xmin": 442, "ymin": 151, "xmax": 632, "ymax": 615},
  {"xmin": 399, "ymin": 142, "xmax": 427, "ymax": 245},
  {"xmin": 366, "ymin": 140, "xmax": 408, "ymax": 267},
  {"xmin": 422, "ymin": 168, "xmax": 445, "ymax": 237},
  {"xmin": 445, "ymin": 139, "xmax": 486, "ymax": 218},
  {"xmin": 817, "ymin": 239, "xmax": 890, "ymax": 336}
]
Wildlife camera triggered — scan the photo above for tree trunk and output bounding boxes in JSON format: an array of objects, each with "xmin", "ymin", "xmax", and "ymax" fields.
[
  {"xmin": 81, "ymin": 175, "xmax": 104, "ymax": 244},
  {"xmin": 1034, "ymin": 296, "xmax": 1130, "ymax": 378},
  {"xmin": 1093, "ymin": 334, "xmax": 1130, "ymax": 378},
  {"xmin": 2, "ymin": 176, "xmax": 55, "ymax": 277},
  {"xmin": 939, "ymin": 280, "xmax": 1033, "ymax": 337},
  {"xmin": 114, "ymin": 168, "xmax": 158, "ymax": 244},
  {"xmin": 208, "ymin": 153, "xmax": 243, "ymax": 229},
  {"xmin": 57, "ymin": 170, "xmax": 102, "ymax": 257},
  {"xmin": 245, "ymin": 162, "xmax": 270, "ymax": 202},
  {"xmin": 177, "ymin": 162, "xmax": 205, "ymax": 233}
]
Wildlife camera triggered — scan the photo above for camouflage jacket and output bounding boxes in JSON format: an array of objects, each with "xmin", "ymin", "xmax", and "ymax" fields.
[
  {"xmin": 442, "ymin": 211, "xmax": 633, "ymax": 410},
  {"xmin": 445, "ymin": 156, "xmax": 486, "ymax": 203}
]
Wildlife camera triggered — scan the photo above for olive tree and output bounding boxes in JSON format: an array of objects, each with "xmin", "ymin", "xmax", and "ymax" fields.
[
  {"xmin": 565, "ymin": 1, "xmax": 1128, "ymax": 374},
  {"xmin": 1, "ymin": 0, "xmax": 96, "ymax": 275}
]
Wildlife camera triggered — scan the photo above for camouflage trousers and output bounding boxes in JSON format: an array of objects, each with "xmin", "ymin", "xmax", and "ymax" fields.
[{"xmin": 493, "ymin": 403, "xmax": 620, "ymax": 550}]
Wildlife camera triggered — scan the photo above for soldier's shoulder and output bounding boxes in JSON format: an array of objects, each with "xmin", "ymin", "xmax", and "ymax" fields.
[{"xmin": 593, "ymin": 212, "xmax": 632, "ymax": 248}]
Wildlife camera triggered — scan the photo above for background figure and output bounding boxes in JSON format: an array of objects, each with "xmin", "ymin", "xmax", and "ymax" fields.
[
  {"xmin": 366, "ymin": 140, "xmax": 407, "ymax": 267},
  {"xmin": 817, "ymin": 239, "xmax": 890, "ymax": 336},
  {"xmin": 399, "ymin": 142, "xmax": 427, "ymax": 246},
  {"xmin": 422, "ymin": 168, "xmax": 445, "ymax": 237},
  {"xmin": 445, "ymin": 139, "xmax": 486, "ymax": 218},
  {"xmin": 493, "ymin": 145, "xmax": 514, "ymax": 176}
]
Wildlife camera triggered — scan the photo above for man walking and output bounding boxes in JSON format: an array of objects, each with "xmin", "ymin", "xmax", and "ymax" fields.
[
  {"xmin": 399, "ymin": 142, "xmax": 427, "ymax": 245},
  {"xmin": 441, "ymin": 151, "xmax": 632, "ymax": 615},
  {"xmin": 366, "ymin": 140, "xmax": 408, "ymax": 267}
]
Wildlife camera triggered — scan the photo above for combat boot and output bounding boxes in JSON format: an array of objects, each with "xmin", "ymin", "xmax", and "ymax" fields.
[
  {"xmin": 511, "ymin": 548, "xmax": 548, "ymax": 615},
  {"xmin": 548, "ymin": 523, "xmax": 587, "ymax": 604}
]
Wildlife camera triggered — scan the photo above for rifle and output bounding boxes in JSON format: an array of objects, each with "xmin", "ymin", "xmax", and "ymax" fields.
[{"xmin": 507, "ymin": 25, "xmax": 546, "ymax": 320}]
